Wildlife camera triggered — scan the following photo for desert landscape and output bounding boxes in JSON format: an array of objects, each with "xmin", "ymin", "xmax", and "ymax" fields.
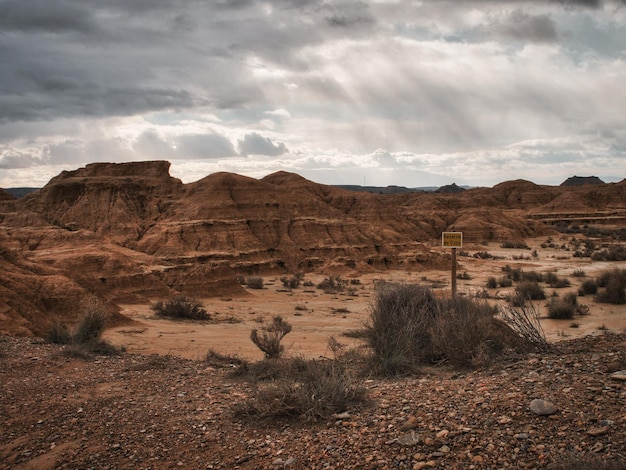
[{"xmin": 1, "ymin": 161, "xmax": 626, "ymax": 469}]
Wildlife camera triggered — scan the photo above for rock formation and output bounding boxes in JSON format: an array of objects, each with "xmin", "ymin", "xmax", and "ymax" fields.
[{"xmin": 1, "ymin": 161, "xmax": 625, "ymax": 336}]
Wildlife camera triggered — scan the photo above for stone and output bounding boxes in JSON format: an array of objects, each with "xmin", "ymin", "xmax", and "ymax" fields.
[
  {"xmin": 397, "ymin": 431, "xmax": 422, "ymax": 446},
  {"xmin": 399, "ymin": 416, "xmax": 420, "ymax": 432},
  {"xmin": 610, "ymin": 370, "xmax": 626, "ymax": 382},
  {"xmin": 587, "ymin": 426, "xmax": 610, "ymax": 437},
  {"xmin": 529, "ymin": 399, "xmax": 557, "ymax": 416}
]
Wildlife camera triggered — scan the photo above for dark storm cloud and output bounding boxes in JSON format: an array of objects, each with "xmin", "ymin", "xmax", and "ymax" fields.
[
  {"xmin": 238, "ymin": 133, "xmax": 287, "ymax": 157},
  {"xmin": 487, "ymin": 10, "xmax": 559, "ymax": 42},
  {"xmin": 0, "ymin": 0, "xmax": 377, "ymax": 125},
  {"xmin": 0, "ymin": 0, "xmax": 97, "ymax": 33}
]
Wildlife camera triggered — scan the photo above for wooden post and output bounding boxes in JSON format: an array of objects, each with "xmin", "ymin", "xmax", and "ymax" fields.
[
  {"xmin": 442, "ymin": 232, "xmax": 462, "ymax": 297},
  {"xmin": 451, "ymin": 247, "xmax": 457, "ymax": 297}
]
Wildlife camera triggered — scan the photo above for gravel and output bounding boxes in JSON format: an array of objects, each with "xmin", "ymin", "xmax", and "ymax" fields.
[{"xmin": 1, "ymin": 333, "xmax": 625, "ymax": 469}]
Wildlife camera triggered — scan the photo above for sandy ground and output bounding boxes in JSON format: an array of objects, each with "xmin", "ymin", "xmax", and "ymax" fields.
[{"xmin": 104, "ymin": 237, "xmax": 626, "ymax": 360}]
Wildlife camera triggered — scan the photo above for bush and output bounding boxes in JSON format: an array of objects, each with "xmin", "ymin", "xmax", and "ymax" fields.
[
  {"xmin": 547, "ymin": 299, "xmax": 576, "ymax": 319},
  {"xmin": 233, "ymin": 357, "xmax": 367, "ymax": 422},
  {"xmin": 572, "ymin": 269, "xmax": 586, "ymax": 278},
  {"xmin": 486, "ymin": 277, "xmax": 497, "ymax": 289},
  {"xmin": 501, "ymin": 241, "xmax": 530, "ymax": 249},
  {"xmin": 500, "ymin": 303, "xmax": 548, "ymax": 350},
  {"xmin": 545, "ymin": 272, "xmax": 570, "ymax": 288},
  {"xmin": 591, "ymin": 244, "xmax": 626, "ymax": 261},
  {"xmin": 250, "ymin": 315, "xmax": 292, "ymax": 358},
  {"xmin": 515, "ymin": 281, "xmax": 546, "ymax": 301},
  {"xmin": 73, "ymin": 308, "xmax": 106, "ymax": 344},
  {"xmin": 45, "ymin": 301, "xmax": 123, "ymax": 356},
  {"xmin": 280, "ymin": 273, "xmax": 304, "ymax": 290},
  {"xmin": 580, "ymin": 279, "xmax": 598, "ymax": 295},
  {"xmin": 503, "ymin": 265, "xmax": 522, "ymax": 282},
  {"xmin": 521, "ymin": 270, "xmax": 544, "ymax": 283},
  {"xmin": 151, "ymin": 296, "xmax": 210, "ymax": 320},
  {"xmin": 316, "ymin": 275, "xmax": 348, "ymax": 293},
  {"xmin": 429, "ymin": 296, "xmax": 516, "ymax": 368},
  {"xmin": 365, "ymin": 283, "xmax": 524, "ymax": 374},
  {"xmin": 595, "ymin": 269, "xmax": 626, "ymax": 305},
  {"xmin": 498, "ymin": 276, "xmax": 513, "ymax": 288},
  {"xmin": 46, "ymin": 322, "xmax": 72, "ymax": 345},
  {"xmin": 364, "ymin": 284, "xmax": 437, "ymax": 375},
  {"xmin": 246, "ymin": 276, "xmax": 264, "ymax": 289}
]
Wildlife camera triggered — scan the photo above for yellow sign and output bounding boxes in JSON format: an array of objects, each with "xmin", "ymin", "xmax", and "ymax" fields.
[{"xmin": 442, "ymin": 232, "xmax": 463, "ymax": 248}]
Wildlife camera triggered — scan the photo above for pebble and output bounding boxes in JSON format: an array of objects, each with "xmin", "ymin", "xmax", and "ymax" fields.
[
  {"xmin": 397, "ymin": 431, "xmax": 422, "ymax": 446},
  {"xmin": 610, "ymin": 370, "xmax": 626, "ymax": 381},
  {"xmin": 529, "ymin": 399, "xmax": 557, "ymax": 416},
  {"xmin": 399, "ymin": 415, "xmax": 420, "ymax": 432}
]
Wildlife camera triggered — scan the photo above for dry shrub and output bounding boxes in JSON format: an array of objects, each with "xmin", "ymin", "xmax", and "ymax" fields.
[
  {"xmin": 547, "ymin": 298, "xmax": 576, "ymax": 320},
  {"xmin": 246, "ymin": 276, "xmax": 264, "ymax": 289},
  {"xmin": 234, "ymin": 357, "xmax": 367, "ymax": 422},
  {"xmin": 580, "ymin": 279, "xmax": 598, "ymax": 296},
  {"xmin": 151, "ymin": 296, "xmax": 210, "ymax": 320},
  {"xmin": 73, "ymin": 307, "xmax": 106, "ymax": 344},
  {"xmin": 429, "ymin": 296, "xmax": 517, "ymax": 368},
  {"xmin": 500, "ymin": 302, "xmax": 549, "ymax": 350},
  {"xmin": 515, "ymin": 281, "xmax": 546, "ymax": 301},
  {"xmin": 365, "ymin": 283, "xmax": 527, "ymax": 374},
  {"xmin": 365, "ymin": 283, "xmax": 437, "ymax": 375},
  {"xmin": 46, "ymin": 300, "xmax": 123, "ymax": 356},
  {"xmin": 316, "ymin": 275, "xmax": 348, "ymax": 293},
  {"xmin": 205, "ymin": 349, "xmax": 247, "ymax": 369},
  {"xmin": 596, "ymin": 269, "xmax": 626, "ymax": 305},
  {"xmin": 46, "ymin": 322, "xmax": 72, "ymax": 345},
  {"xmin": 250, "ymin": 315, "xmax": 292, "ymax": 359}
]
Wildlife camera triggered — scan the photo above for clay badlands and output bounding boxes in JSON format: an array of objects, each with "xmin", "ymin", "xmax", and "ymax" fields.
[{"xmin": 1, "ymin": 161, "xmax": 625, "ymax": 469}]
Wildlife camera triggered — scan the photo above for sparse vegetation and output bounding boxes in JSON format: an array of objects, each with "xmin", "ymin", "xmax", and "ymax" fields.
[
  {"xmin": 500, "ymin": 302, "xmax": 549, "ymax": 350},
  {"xmin": 595, "ymin": 269, "xmax": 626, "ymax": 305},
  {"xmin": 515, "ymin": 281, "xmax": 546, "ymax": 301},
  {"xmin": 364, "ymin": 283, "xmax": 530, "ymax": 375},
  {"xmin": 46, "ymin": 301, "xmax": 123, "ymax": 356},
  {"xmin": 250, "ymin": 315, "xmax": 292, "ymax": 359},
  {"xmin": 150, "ymin": 296, "xmax": 210, "ymax": 320},
  {"xmin": 316, "ymin": 275, "xmax": 348, "ymax": 293},
  {"xmin": 486, "ymin": 277, "xmax": 498, "ymax": 289},
  {"xmin": 233, "ymin": 356, "xmax": 367, "ymax": 422},
  {"xmin": 579, "ymin": 279, "xmax": 598, "ymax": 296},
  {"xmin": 280, "ymin": 273, "xmax": 304, "ymax": 290},
  {"xmin": 591, "ymin": 244, "xmax": 626, "ymax": 261},
  {"xmin": 245, "ymin": 276, "xmax": 264, "ymax": 289},
  {"xmin": 547, "ymin": 297, "xmax": 576, "ymax": 320},
  {"xmin": 46, "ymin": 322, "xmax": 72, "ymax": 345},
  {"xmin": 501, "ymin": 241, "xmax": 530, "ymax": 250}
]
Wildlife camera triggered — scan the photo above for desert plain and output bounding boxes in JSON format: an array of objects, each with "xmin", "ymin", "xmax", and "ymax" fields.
[{"xmin": 104, "ymin": 238, "xmax": 626, "ymax": 361}]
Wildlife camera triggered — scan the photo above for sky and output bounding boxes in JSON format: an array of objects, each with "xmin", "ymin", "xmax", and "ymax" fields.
[{"xmin": 0, "ymin": 0, "xmax": 625, "ymax": 189}]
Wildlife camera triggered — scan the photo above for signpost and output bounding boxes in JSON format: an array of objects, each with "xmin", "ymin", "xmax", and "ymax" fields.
[{"xmin": 442, "ymin": 232, "xmax": 463, "ymax": 296}]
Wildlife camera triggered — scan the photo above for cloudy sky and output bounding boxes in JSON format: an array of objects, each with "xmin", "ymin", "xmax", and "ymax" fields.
[{"xmin": 0, "ymin": 0, "xmax": 625, "ymax": 189}]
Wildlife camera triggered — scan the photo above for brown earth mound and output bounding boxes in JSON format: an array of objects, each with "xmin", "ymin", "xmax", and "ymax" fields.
[{"xmin": 1, "ymin": 161, "xmax": 625, "ymax": 336}]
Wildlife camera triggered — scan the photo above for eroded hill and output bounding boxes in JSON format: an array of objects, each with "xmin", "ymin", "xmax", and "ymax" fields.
[{"xmin": 1, "ymin": 161, "xmax": 624, "ymax": 336}]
